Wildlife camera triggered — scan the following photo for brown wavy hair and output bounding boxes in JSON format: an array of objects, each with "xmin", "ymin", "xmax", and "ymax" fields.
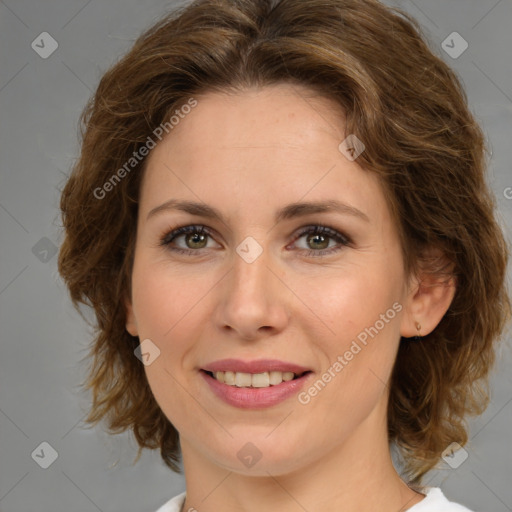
[{"xmin": 57, "ymin": 0, "xmax": 511, "ymax": 483}]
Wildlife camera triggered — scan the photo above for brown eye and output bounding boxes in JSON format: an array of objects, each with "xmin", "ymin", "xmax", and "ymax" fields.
[
  {"xmin": 183, "ymin": 231, "xmax": 208, "ymax": 249},
  {"xmin": 161, "ymin": 225, "xmax": 217, "ymax": 255},
  {"xmin": 160, "ymin": 224, "xmax": 350, "ymax": 258},
  {"xmin": 291, "ymin": 225, "xmax": 350, "ymax": 258}
]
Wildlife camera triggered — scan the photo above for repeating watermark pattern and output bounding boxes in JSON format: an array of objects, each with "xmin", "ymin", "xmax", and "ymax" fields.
[
  {"xmin": 237, "ymin": 442, "xmax": 263, "ymax": 468},
  {"xmin": 441, "ymin": 32, "xmax": 468, "ymax": 59},
  {"xmin": 1, "ymin": 2, "xmax": 510, "ymax": 508},
  {"xmin": 31, "ymin": 32, "xmax": 59, "ymax": 59},
  {"xmin": 442, "ymin": 442, "xmax": 469, "ymax": 469},
  {"xmin": 31, "ymin": 441, "xmax": 59, "ymax": 469},
  {"xmin": 31, "ymin": 237, "xmax": 58, "ymax": 263},
  {"xmin": 338, "ymin": 134, "xmax": 365, "ymax": 161},
  {"xmin": 298, "ymin": 301, "xmax": 403, "ymax": 404},
  {"xmin": 236, "ymin": 236, "xmax": 264, "ymax": 263},
  {"xmin": 134, "ymin": 338, "xmax": 161, "ymax": 366},
  {"xmin": 93, "ymin": 97, "xmax": 198, "ymax": 200}
]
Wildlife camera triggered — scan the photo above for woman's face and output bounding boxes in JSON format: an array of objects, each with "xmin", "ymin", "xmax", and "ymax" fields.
[{"xmin": 126, "ymin": 83, "xmax": 417, "ymax": 476}]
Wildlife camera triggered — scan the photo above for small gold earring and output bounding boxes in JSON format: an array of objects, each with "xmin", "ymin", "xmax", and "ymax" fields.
[{"xmin": 414, "ymin": 322, "xmax": 422, "ymax": 341}]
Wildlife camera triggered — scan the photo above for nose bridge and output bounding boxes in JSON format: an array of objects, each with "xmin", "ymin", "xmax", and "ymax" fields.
[
  {"xmin": 230, "ymin": 236, "xmax": 273, "ymax": 300},
  {"xmin": 216, "ymin": 234, "xmax": 289, "ymax": 336}
]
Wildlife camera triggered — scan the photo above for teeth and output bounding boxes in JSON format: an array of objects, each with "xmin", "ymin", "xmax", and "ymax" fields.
[
  {"xmin": 210, "ymin": 371, "xmax": 298, "ymax": 387},
  {"xmin": 235, "ymin": 372, "xmax": 252, "ymax": 387},
  {"xmin": 252, "ymin": 372, "xmax": 270, "ymax": 387}
]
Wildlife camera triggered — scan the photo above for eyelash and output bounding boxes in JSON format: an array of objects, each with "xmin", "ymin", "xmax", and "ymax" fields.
[{"xmin": 159, "ymin": 224, "xmax": 351, "ymax": 258}]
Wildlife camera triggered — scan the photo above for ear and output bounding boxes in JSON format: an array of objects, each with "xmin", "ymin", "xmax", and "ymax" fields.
[
  {"xmin": 124, "ymin": 295, "xmax": 139, "ymax": 337},
  {"xmin": 400, "ymin": 247, "xmax": 456, "ymax": 338}
]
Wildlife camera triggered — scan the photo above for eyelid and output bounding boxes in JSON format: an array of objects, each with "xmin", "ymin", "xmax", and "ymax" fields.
[
  {"xmin": 159, "ymin": 224, "xmax": 217, "ymax": 246},
  {"xmin": 158, "ymin": 223, "xmax": 352, "ymax": 256},
  {"xmin": 291, "ymin": 224, "xmax": 351, "ymax": 245}
]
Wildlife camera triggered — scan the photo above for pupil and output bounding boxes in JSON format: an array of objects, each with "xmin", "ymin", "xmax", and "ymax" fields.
[
  {"xmin": 188, "ymin": 232, "xmax": 206, "ymax": 248},
  {"xmin": 309, "ymin": 234, "xmax": 328, "ymax": 250}
]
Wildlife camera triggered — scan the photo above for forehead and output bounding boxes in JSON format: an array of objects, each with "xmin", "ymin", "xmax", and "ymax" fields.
[
  {"xmin": 139, "ymin": 84, "xmax": 388, "ymax": 229},
  {"xmin": 161, "ymin": 84, "xmax": 346, "ymax": 151}
]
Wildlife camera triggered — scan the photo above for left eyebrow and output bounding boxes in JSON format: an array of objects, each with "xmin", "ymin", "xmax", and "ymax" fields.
[{"xmin": 146, "ymin": 199, "xmax": 370, "ymax": 224}]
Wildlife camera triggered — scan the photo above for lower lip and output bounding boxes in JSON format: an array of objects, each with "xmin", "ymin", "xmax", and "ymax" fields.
[{"xmin": 200, "ymin": 370, "xmax": 313, "ymax": 409}]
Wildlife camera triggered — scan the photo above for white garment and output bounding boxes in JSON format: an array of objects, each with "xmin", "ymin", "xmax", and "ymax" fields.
[{"xmin": 154, "ymin": 487, "xmax": 475, "ymax": 512}]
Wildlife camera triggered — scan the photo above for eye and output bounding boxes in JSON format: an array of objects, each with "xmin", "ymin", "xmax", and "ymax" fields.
[
  {"xmin": 159, "ymin": 225, "xmax": 218, "ymax": 255},
  {"xmin": 289, "ymin": 225, "xmax": 351, "ymax": 258},
  {"xmin": 159, "ymin": 224, "xmax": 351, "ymax": 258}
]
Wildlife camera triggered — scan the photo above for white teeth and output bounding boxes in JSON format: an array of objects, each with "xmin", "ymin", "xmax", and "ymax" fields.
[
  {"xmin": 209, "ymin": 370, "xmax": 298, "ymax": 387},
  {"xmin": 282, "ymin": 371, "xmax": 295, "ymax": 382},
  {"xmin": 235, "ymin": 372, "xmax": 252, "ymax": 387},
  {"xmin": 269, "ymin": 371, "xmax": 282, "ymax": 385},
  {"xmin": 252, "ymin": 372, "xmax": 270, "ymax": 388}
]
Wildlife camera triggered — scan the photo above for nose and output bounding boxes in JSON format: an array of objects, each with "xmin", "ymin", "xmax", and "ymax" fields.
[{"xmin": 213, "ymin": 243, "xmax": 290, "ymax": 340}]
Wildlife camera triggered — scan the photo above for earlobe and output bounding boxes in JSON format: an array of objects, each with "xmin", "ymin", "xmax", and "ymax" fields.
[
  {"xmin": 400, "ymin": 249, "xmax": 456, "ymax": 339},
  {"xmin": 124, "ymin": 296, "xmax": 139, "ymax": 337}
]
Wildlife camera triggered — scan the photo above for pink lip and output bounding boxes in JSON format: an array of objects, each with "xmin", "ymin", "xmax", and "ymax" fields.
[
  {"xmin": 200, "ymin": 359, "xmax": 313, "ymax": 409},
  {"xmin": 202, "ymin": 358, "xmax": 311, "ymax": 374},
  {"xmin": 200, "ymin": 370, "xmax": 313, "ymax": 409}
]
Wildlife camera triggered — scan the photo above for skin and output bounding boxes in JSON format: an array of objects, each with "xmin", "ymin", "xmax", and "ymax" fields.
[{"xmin": 125, "ymin": 83, "xmax": 455, "ymax": 512}]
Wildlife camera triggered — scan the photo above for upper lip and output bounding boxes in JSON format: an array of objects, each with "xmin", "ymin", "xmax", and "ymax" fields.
[{"xmin": 202, "ymin": 358, "xmax": 311, "ymax": 374}]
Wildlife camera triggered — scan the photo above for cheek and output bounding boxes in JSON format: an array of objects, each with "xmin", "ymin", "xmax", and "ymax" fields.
[
  {"xmin": 298, "ymin": 258, "xmax": 403, "ymax": 397},
  {"xmin": 294, "ymin": 260, "xmax": 402, "ymax": 340},
  {"xmin": 131, "ymin": 254, "xmax": 204, "ymax": 337},
  {"xmin": 130, "ymin": 258, "xmax": 202, "ymax": 426},
  {"xmin": 299, "ymin": 271, "xmax": 401, "ymax": 428}
]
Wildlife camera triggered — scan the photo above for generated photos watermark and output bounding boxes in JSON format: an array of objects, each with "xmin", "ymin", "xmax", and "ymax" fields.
[
  {"xmin": 93, "ymin": 97, "xmax": 198, "ymax": 200},
  {"xmin": 338, "ymin": 134, "xmax": 365, "ymax": 161},
  {"xmin": 298, "ymin": 301, "xmax": 403, "ymax": 405}
]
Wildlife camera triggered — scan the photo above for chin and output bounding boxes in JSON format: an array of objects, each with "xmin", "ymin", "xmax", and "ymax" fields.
[{"xmin": 207, "ymin": 438, "xmax": 310, "ymax": 477}]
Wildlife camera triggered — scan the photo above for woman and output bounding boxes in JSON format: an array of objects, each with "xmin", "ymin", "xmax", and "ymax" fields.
[{"xmin": 58, "ymin": 0, "xmax": 511, "ymax": 510}]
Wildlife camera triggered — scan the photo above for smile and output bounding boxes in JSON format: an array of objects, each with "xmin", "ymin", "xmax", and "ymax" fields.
[
  {"xmin": 204, "ymin": 370, "xmax": 308, "ymax": 388},
  {"xmin": 200, "ymin": 369, "xmax": 313, "ymax": 409}
]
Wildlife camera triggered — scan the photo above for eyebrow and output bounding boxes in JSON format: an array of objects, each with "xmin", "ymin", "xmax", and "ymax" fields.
[{"xmin": 147, "ymin": 198, "xmax": 370, "ymax": 224}]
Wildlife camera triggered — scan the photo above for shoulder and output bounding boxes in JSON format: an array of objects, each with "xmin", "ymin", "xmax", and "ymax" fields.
[
  {"xmin": 154, "ymin": 491, "xmax": 186, "ymax": 512},
  {"xmin": 408, "ymin": 487, "xmax": 475, "ymax": 512}
]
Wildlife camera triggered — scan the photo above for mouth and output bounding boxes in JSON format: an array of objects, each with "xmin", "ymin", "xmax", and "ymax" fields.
[
  {"xmin": 200, "ymin": 363, "xmax": 314, "ymax": 409},
  {"xmin": 201, "ymin": 369, "xmax": 312, "ymax": 388}
]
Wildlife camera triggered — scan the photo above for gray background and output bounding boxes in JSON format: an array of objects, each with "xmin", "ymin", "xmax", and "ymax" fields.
[{"xmin": 1, "ymin": 0, "xmax": 511, "ymax": 511}]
